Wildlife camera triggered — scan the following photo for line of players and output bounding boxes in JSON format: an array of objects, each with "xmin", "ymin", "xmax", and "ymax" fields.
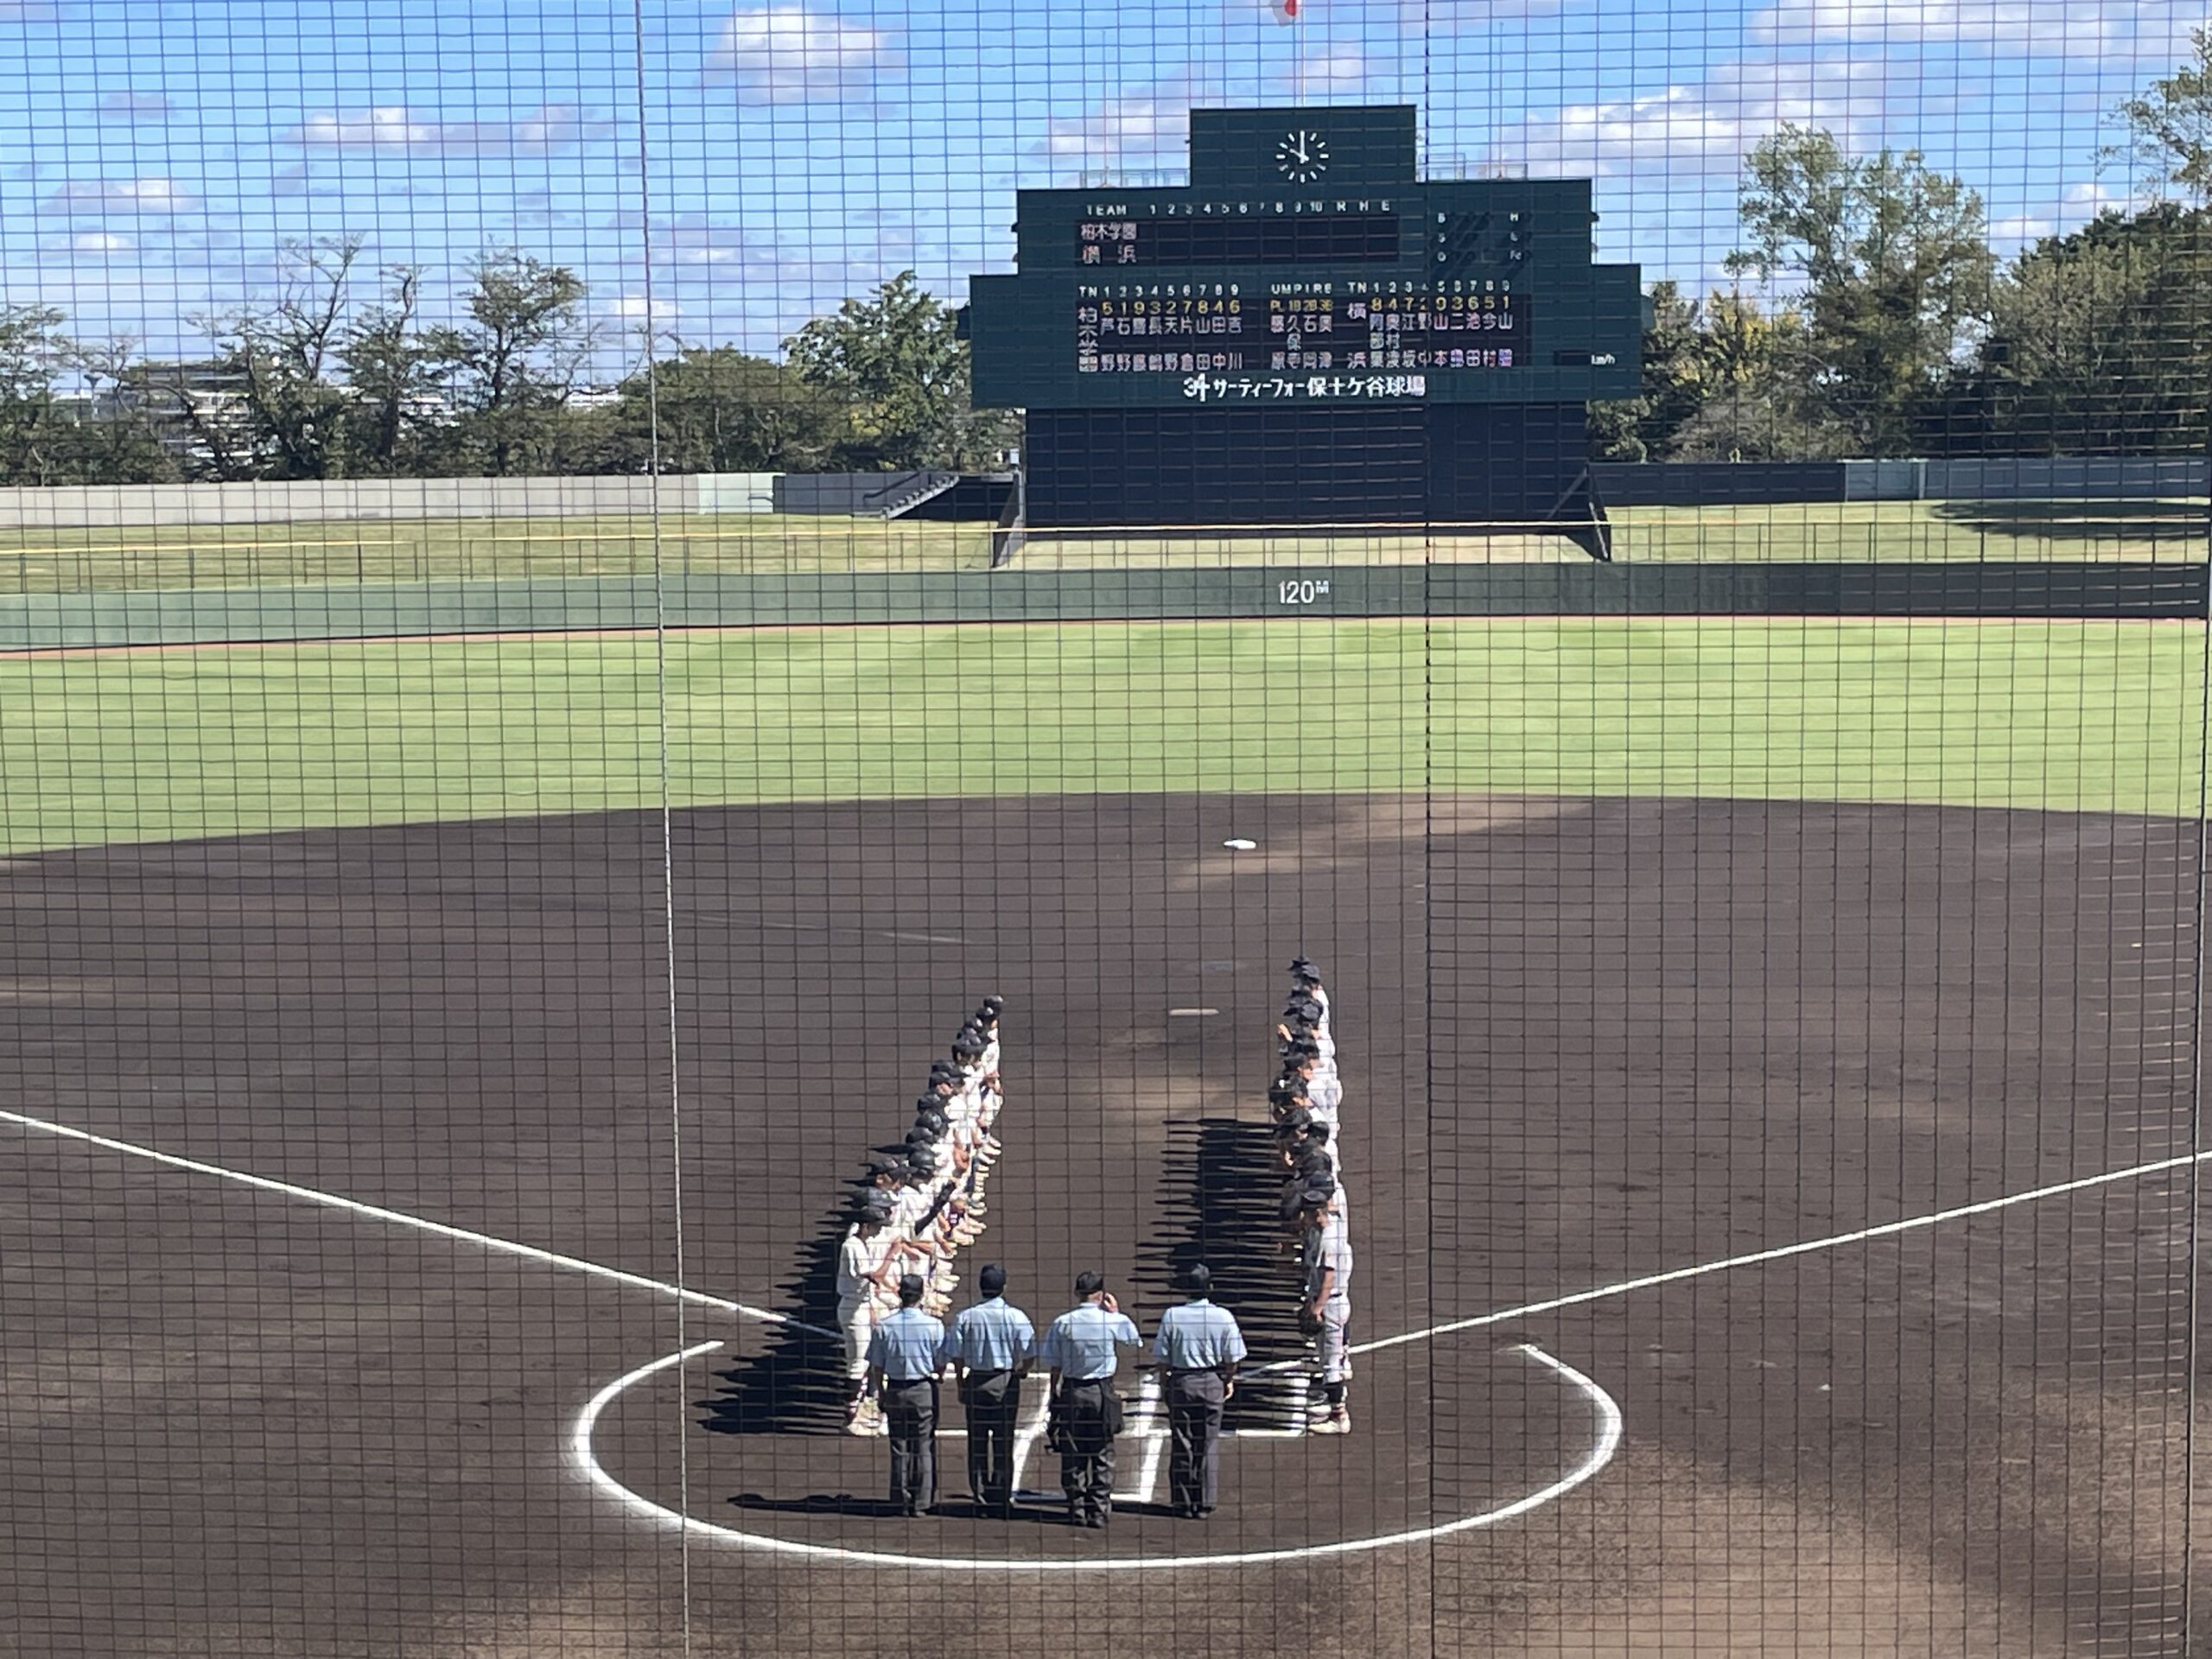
[
  {"xmin": 1269, "ymin": 957, "xmax": 1356, "ymax": 1435},
  {"xmin": 837, "ymin": 995, "xmax": 1007, "ymax": 1436}
]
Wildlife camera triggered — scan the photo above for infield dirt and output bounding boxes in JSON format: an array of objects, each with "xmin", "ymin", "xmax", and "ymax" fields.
[{"xmin": 0, "ymin": 792, "xmax": 2199, "ymax": 1656}]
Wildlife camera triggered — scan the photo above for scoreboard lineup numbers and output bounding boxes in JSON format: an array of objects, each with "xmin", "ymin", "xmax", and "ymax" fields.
[{"xmin": 1076, "ymin": 284, "xmax": 1528, "ymax": 383}]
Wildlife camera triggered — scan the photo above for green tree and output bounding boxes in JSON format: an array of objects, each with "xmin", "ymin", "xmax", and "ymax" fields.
[
  {"xmin": 2111, "ymin": 26, "xmax": 2212, "ymax": 204},
  {"xmin": 621, "ymin": 346, "xmax": 847, "ymax": 474},
  {"xmin": 0, "ymin": 304, "xmax": 78, "ymax": 486},
  {"xmin": 423, "ymin": 251, "xmax": 593, "ymax": 475},
  {"xmin": 186, "ymin": 236, "xmax": 363, "ymax": 480},
  {"xmin": 1728, "ymin": 126, "xmax": 1996, "ymax": 454},
  {"xmin": 784, "ymin": 271, "xmax": 1014, "ymax": 470},
  {"xmin": 1663, "ymin": 293, "xmax": 1856, "ymax": 461},
  {"xmin": 1589, "ymin": 281, "xmax": 1708, "ymax": 461},
  {"xmin": 339, "ymin": 264, "xmax": 442, "ymax": 476},
  {"xmin": 1963, "ymin": 203, "xmax": 2211, "ymax": 454}
]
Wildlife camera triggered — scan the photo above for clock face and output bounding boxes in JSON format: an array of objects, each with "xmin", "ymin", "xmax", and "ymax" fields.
[{"xmin": 1275, "ymin": 128, "xmax": 1330, "ymax": 183}]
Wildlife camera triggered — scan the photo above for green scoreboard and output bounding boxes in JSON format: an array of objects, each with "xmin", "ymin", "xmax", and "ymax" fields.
[{"xmin": 963, "ymin": 105, "xmax": 1645, "ymax": 547}]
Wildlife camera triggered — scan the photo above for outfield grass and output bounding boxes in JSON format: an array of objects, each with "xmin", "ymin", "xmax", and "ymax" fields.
[
  {"xmin": 0, "ymin": 499, "xmax": 2201, "ymax": 594},
  {"xmin": 0, "ymin": 512, "xmax": 995, "ymax": 592},
  {"xmin": 1607, "ymin": 499, "xmax": 2209, "ymax": 563},
  {"xmin": 3, "ymin": 618, "xmax": 2199, "ymax": 855}
]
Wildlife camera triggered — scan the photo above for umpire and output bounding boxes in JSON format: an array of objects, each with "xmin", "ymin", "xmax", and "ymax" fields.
[
  {"xmin": 865, "ymin": 1273, "xmax": 947, "ymax": 1516},
  {"xmin": 944, "ymin": 1263, "xmax": 1035, "ymax": 1516},
  {"xmin": 1037, "ymin": 1271, "xmax": 1142, "ymax": 1529},
  {"xmin": 1150, "ymin": 1264, "xmax": 1247, "ymax": 1518}
]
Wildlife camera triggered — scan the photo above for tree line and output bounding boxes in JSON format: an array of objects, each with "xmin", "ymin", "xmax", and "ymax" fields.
[
  {"xmin": 0, "ymin": 29, "xmax": 2206, "ymax": 486},
  {"xmin": 1596, "ymin": 29, "xmax": 2212, "ymax": 461},
  {"xmin": 0, "ymin": 251, "xmax": 1016, "ymax": 486}
]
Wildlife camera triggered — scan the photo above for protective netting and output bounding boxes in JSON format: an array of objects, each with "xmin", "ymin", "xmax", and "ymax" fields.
[{"xmin": 0, "ymin": 3, "xmax": 2208, "ymax": 1656}]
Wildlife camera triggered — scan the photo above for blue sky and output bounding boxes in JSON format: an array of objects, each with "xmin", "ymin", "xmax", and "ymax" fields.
[{"xmin": 0, "ymin": 0, "xmax": 2204, "ymax": 367}]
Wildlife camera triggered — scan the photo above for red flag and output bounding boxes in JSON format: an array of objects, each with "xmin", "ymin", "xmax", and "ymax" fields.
[{"xmin": 1272, "ymin": 0, "xmax": 1300, "ymax": 19}]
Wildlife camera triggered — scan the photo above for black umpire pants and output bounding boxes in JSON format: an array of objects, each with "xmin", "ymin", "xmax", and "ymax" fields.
[
  {"xmin": 1166, "ymin": 1370, "xmax": 1227, "ymax": 1514},
  {"xmin": 961, "ymin": 1369, "xmax": 1022, "ymax": 1512},
  {"xmin": 882, "ymin": 1377, "xmax": 938, "ymax": 1514},
  {"xmin": 1055, "ymin": 1379, "xmax": 1116, "ymax": 1524}
]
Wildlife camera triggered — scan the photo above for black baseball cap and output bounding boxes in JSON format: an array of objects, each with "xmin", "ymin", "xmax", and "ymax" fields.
[
  {"xmin": 1289, "ymin": 959, "xmax": 1321, "ymax": 983},
  {"xmin": 862, "ymin": 1193, "xmax": 895, "ymax": 1222},
  {"xmin": 978, "ymin": 995, "xmax": 1005, "ymax": 1017}
]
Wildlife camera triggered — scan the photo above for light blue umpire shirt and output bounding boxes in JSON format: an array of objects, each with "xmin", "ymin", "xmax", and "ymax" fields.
[
  {"xmin": 867, "ymin": 1306, "xmax": 949, "ymax": 1381},
  {"xmin": 1037, "ymin": 1300, "xmax": 1142, "ymax": 1380},
  {"xmin": 945, "ymin": 1295, "xmax": 1036, "ymax": 1372},
  {"xmin": 1153, "ymin": 1298, "xmax": 1249, "ymax": 1371}
]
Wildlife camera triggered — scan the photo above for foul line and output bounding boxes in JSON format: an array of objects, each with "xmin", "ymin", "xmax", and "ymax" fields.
[
  {"xmin": 0, "ymin": 1103, "xmax": 836, "ymax": 1338},
  {"xmin": 1347, "ymin": 1146, "xmax": 2211, "ymax": 1359},
  {"xmin": 570, "ymin": 1338, "xmax": 1621, "ymax": 1571},
  {"xmin": 7, "ymin": 1102, "xmax": 2205, "ymax": 1378}
]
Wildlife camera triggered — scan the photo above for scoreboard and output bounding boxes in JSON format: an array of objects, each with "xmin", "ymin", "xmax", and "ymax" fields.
[
  {"xmin": 961, "ymin": 105, "xmax": 1643, "ymax": 545},
  {"xmin": 967, "ymin": 105, "xmax": 1643, "ymax": 412}
]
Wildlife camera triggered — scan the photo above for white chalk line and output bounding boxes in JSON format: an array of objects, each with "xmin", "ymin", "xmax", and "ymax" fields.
[
  {"xmin": 10, "ymin": 1096, "xmax": 2206, "ymax": 1558},
  {"xmin": 8, "ymin": 1099, "xmax": 2202, "ymax": 1372},
  {"xmin": 572, "ymin": 1338, "xmax": 1621, "ymax": 1571},
  {"xmin": 1123, "ymin": 1373, "xmax": 1166, "ymax": 1503},
  {"xmin": 0, "ymin": 1103, "xmax": 833, "ymax": 1337},
  {"xmin": 1343, "ymin": 1144, "xmax": 2211, "ymax": 1362}
]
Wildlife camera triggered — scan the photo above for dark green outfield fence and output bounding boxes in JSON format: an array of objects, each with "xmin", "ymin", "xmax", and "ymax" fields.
[{"xmin": 1, "ymin": 561, "xmax": 2203, "ymax": 651}]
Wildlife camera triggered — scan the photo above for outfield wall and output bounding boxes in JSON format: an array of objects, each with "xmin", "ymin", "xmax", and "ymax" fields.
[
  {"xmin": 0, "ymin": 474, "xmax": 779, "ymax": 527},
  {"xmin": 3, "ymin": 561, "xmax": 2200, "ymax": 650},
  {"xmin": 2, "ymin": 457, "xmax": 2202, "ymax": 531}
]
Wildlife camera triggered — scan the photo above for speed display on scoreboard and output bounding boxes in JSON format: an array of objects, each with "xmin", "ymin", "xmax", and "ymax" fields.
[{"xmin": 966, "ymin": 105, "xmax": 1644, "ymax": 410}]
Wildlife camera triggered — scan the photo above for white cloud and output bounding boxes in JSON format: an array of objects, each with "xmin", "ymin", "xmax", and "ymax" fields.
[
  {"xmin": 1749, "ymin": 0, "xmax": 2196, "ymax": 49},
  {"xmin": 1303, "ymin": 48, "xmax": 1372, "ymax": 91},
  {"xmin": 1396, "ymin": 0, "xmax": 1569, "ymax": 25},
  {"xmin": 72, "ymin": 232, "xmax": 131, "ymax": 251},
  {"xmin": 1039, "ymin": 83, "xmax": 1201, "ymax": 168},
  {"xmin": 703, "ymin": 6, "xmax": 899, "ymax": 102},
  {"xmin": 1988, "ymin": 180, "xmax": 2142, "ymax": 244},
  {"xmin": 98, "ymin": 91, "xmax": 175, "ymax": 121},
  {"xmin": 0, "ymin": 2, "xmax": 61, "ymax": 20},
  {"xmin": 43, "ymin": 175, "xmax": 197, "ymax": 214},
  {"xmin": 284, "ymin": 104, "xmax": 598, "ymax": 156},
  {"xmin": 1490, "ymin": 55, "xmax": 1896, "ymax": 176}
]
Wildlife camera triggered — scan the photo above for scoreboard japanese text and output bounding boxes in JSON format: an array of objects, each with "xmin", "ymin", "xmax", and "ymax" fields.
[{"xmin": 967, "ymin": 106, "xmax": 1643, "ymax": 410}]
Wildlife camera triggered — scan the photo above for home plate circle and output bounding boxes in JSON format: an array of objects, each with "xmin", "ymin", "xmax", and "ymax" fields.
[{"xmin": 1222, "ymin": 838, "xmax": 1258, "ymax": 850}]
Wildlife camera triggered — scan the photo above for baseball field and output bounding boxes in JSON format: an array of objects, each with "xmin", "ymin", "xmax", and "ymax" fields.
[
  {"xmin": 2, "ymin": 587, "xmax": 2205, "ymax": 1654},
  {"xmin": 0, "ymin": 498, "xmax": 2203, "ymax": 593}
]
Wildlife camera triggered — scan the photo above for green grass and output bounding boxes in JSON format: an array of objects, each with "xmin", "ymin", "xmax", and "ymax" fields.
[
  {"xmin": 3, "ymin": 618, "xmax": 2199, "ymax": 854},
  {"xmin": 0, "ymin": 512, "xmax": 994, "ymax": 592},
  {"xmin": 0, "ymin": 498, "xmax": 2202, "ymax": 594},
  {"xmin": 1607, "ymin": 499, "xmax": 2209, "ymax": 563}
]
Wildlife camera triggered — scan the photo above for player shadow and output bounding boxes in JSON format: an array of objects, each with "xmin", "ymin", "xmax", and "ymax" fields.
[
  {"xmin": 695, "ymin": 1222, "xmax": 854, "ymax": 1437},
  {"xmin": 726, "ymin": 1491, "xmax": 1071, "ymax": 1525},
  {"xmin": 1130, "ymin": 1116, "xmax": 1313, "ymax": 1431}
]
